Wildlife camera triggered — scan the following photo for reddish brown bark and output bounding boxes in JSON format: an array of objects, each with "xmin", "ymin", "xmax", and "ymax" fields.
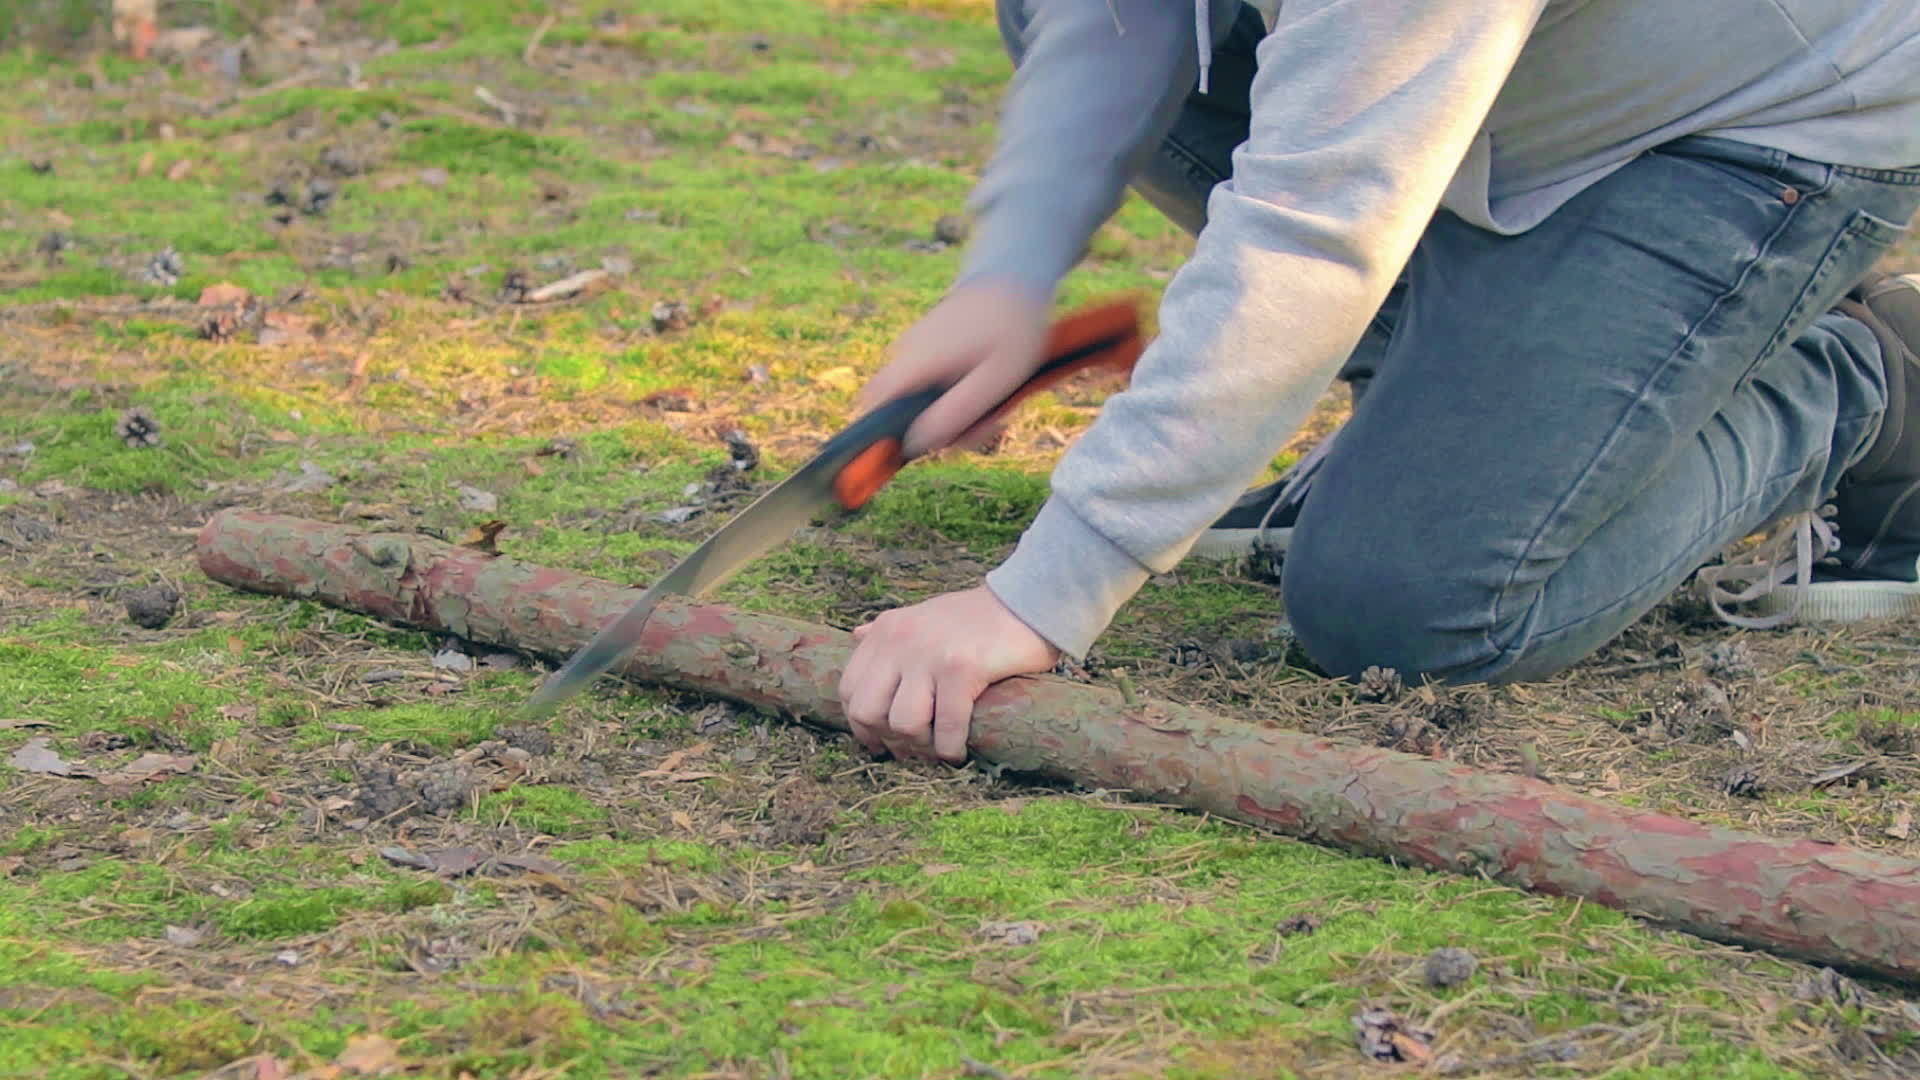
[{"xmin": 197, "ymin": 508, "xmax": 1920, "ymax": 986}]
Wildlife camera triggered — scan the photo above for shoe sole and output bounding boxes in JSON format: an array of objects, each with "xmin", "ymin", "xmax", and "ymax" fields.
[
  {"xmin": 1751, "ymin": 580, "xmax": 1920, "ymax": 622},
  {"xmin": 1187, "ymin": 526, "xmax": 1294, "ymax": 560}
]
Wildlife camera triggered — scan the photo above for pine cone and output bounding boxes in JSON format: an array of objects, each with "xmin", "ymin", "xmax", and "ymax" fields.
[
  {"xmin": 139, "ymin": 246, "xmax": 184, "ymax": 287},
  {"xmin": 115, "ymin": 406, "xmax": 163, "ymax": 448},
  {"xmin": 650, "ymin": 299, "xmax": 691, "ymax": 332},
  {"xmin": 1356, "ymin": 665, "xmax": 1404, "ymax": 703},
  {"xmin": 1702, "ymin": 639, "xmax": 1757, "ymax": 682},
  {"xmin": 410, "ymin": 761, "xmax": 479, "ymax": 815}
]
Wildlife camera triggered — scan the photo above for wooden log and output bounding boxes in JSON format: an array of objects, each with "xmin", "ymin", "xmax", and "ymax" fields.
[{"xmin": 195, "ymin": 507, "xmax": 1920, "ymax": 986}]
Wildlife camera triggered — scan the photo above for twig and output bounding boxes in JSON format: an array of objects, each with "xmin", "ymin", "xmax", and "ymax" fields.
[
  {"xmin": 961, "ymin": 1056, "xmax": 1012, "ymax": 1080},
  {"xmin": 524, "ymin": 12, "xmax": 557, "ymax": 66},
  {"xmin": 1584, "ymin": 653, "xmax": 1689, "ymax": 678},
  {"xmin": 523, "ymin": 269, "xmax": 609, "ymax": 304},
  {"xmin": 474, "ymin": 86, "xmax": 519, "ymax": 126}
]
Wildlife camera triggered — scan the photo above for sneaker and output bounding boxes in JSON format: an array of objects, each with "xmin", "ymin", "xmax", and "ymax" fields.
[
  {"xmin": 1701, "ymin": 272, "xmax": 1920, "ymax": 625},
  {"xmin": 1187, "ymin": 431, "xmax": 1335, "ymax": 559}
]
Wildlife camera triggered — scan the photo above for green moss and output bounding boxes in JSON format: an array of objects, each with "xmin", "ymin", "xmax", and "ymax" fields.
[
  {"xmin": 0, "ymin": 639, "xmax": 256, "ymax": 751},
  {"xmin": 222, "ymin": 880, "xmax": 448, "ymax": 938},
  {"xmin": 850, "ymin": 463, "xmax": 1049, "ymax": 552},
  {"xmin": 473, "ymin": 786, "xmax": 611, "ymax": 836},
  {"xmin": 1825, "ymin": 707, "xmax": 1920, "ymax": 740},
  {"xmin": 295, "ymin": 701, "xmax": 506, "ymax": 751},
  {"xmin": 393, "ymin": 118, "xmax": 624, "ymax": 182}
]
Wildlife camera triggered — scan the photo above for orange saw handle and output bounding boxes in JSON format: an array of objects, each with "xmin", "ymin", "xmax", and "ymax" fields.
[{"xmin": 829, "ymin": 297, "xmax": 1146, "ymax": 510}]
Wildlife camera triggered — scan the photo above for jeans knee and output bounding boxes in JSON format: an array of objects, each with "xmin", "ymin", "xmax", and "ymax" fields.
[{"xmin": 1281, "ymin": 539, "xmax": 1509, "ymax": 685}]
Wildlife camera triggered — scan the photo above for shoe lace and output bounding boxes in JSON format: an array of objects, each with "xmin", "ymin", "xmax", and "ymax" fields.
[
  {"xmin": 1255, "ymin": 432, "xmax": 1337, "ymax": 551},
  {"xmin": 1696, "ymin": 504, "xmax": 1841, "ymax": 629}
]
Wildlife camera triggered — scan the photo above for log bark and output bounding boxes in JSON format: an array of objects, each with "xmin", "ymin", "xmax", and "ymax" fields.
[{"xmin": 196, "ymin": 507, "xmax": 1920, "ymax": 986}]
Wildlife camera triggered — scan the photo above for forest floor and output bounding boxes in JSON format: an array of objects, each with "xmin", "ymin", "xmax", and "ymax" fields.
[{"xmin": 3, "ymin": 2, "xmax": 1920, "ymax": 1077}]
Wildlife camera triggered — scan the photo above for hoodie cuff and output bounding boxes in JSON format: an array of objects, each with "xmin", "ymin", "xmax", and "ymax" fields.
[{"xmin": 984, "ymin": 495, "xmax": 1153, "ymax": 660}]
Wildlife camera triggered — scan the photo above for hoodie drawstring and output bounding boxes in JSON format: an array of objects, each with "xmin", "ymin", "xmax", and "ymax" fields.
[{"xmin": 1194, "ymin": 0, "xmax": 1212, "ymax": 93}]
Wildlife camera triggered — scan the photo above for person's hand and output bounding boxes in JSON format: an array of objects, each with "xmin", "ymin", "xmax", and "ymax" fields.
[
  {"xmin": 857, "ymin": 278, "xmax": 1053, "ymax": 458},
  {"xmin": 839, "ymin": 586, "xmax": 1061, "ymax": 763}
]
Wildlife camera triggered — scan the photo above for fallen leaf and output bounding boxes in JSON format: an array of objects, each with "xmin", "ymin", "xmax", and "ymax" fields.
[
  {"xmin": 257, "ymin": 310, "xmax": 315, "ymax": 346},
  {"xmin": 136, "ymin": 150, "xmax": 156, "ymax": 177},
  {"xmin": 495, "ymin": 852, "xmax": 566, "ymax": 875},
  {"xmin": 226, "ymin": 635, "xmax": 247, "ymax": 654},
  {"xmin": 641, "ymin": 387, "xmax": 698, "ymax": 412},
  {"xmin": 334, "ymin": 1033, "xmax": 402, "ymax": 1076},
  {"xmin": 643, "ymin": 742, "xmax": 713, "ymax": 777},
  {"xmin": 0, "ymin": 718, "xmax": 54, "ymax": 729},
  {"xmin": 47, "ymin": 208, "xmax": 73, "ymax": 228},
  {"xmin": 1276, "ymin": 914, "xmax": 1322, "ymax": 936},
  {"xmin": 1810, "ymin": 760, "xmax": 1869, "ymax": 788},
  {"xmin": 457, "ymin": 520, "xmax": 508, "ymax": 554},
  {"xmin": 198, "ymin": 282, "xmax": 252, "ymax": 307},
  {"xmin": 426, "ymin": 847, "xmax": 487, "ymax": 876},
  {"xmin": 812, "ymin": 365, "xmax": 860, "ymax": 393},
  {"xmin": 164, "ymin": 924, "xmax": 207, "ymax": 947},
  {"xmin": 977, "ymin": 920, "xmax": 1043, "ymax": 946},
  {"xmin": 1353, "ymin": 1006, "xmax": 1433, "ymax": 1063},
  {"xmin": 378, "ymin": 846, "xmax": 433, "ymax": 871},
  {"xmin": 919, "ymin": 863, "xmax": 960, "ymax": 876},
  {"xmin": 430, "ymin": 647, "xmax": 474, "ymax": 672},
  {"xmin": 165, "ymin": 158, "xmax": 193, "ymax": 181},
  {"xmin": 1389, "ymin": 1032, "xmax": 1433, "ymax": 1064},
  {"xmin": 278, "ymin": 461, "xmax": 336, "ymax": 494},
  {"xmin": 455, "ymin": 484, "xmax": 498, "ymax": 513},
  {"xmin": 1889, "ymin": 807, "xmax": 1913, "ymax": 841},
  {"xmin": 218, "ymin": 703, "xmax": 259, "ymax": 723},
  {"xmin": 670, "ymin": 810, "xmax": 695, "ymax": 831},
  {"xmin": 0, "ymin": 856, "xmax": 23, "ymax": 876},
  {"xmin": 9, "ymin": 737, "xmax": 84, "ymax": 776},
  {"xmin": 97, "ymin": 752, "xmax": 197, "ymax": 788}
]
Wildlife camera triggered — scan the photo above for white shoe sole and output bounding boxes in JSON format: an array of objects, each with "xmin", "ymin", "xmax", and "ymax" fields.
[
  {"xmin": 1187, "ymin": 527, "xmax": 1294, "ymax": 560},
  {"xmin": 1750, "ymin": 580, "xmax": 1920, "ymax": 622}
]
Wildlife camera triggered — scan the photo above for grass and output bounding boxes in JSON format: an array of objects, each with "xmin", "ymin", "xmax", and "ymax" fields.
[{"xmin": 1, "ymin": 0, "xmax": 1917, "ymax": 1077}]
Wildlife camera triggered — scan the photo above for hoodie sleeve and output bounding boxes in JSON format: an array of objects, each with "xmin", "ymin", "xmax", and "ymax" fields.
[
  {"xmin": 984, "ymin": 0, "xmax": 1550, "ymax": 659},
  {"xmin": 954, "ymin": 0, "xmax": 1238, "ymax": 299}
]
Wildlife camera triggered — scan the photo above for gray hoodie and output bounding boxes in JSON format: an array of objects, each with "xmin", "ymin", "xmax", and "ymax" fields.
[{"xmin": 962, "ymin": 0, "xmax": 1920, "ymax": 659}]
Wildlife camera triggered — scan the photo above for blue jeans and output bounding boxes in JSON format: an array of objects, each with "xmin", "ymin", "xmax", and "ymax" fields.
[{"xmin": 999, "ymin": 1, "xmax": 1920, "ymax": 682}]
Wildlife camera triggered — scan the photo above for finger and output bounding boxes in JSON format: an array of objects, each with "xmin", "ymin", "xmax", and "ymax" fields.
[
  {"xmin": 905, "ymin": 318, "xmax": 1050, "ymax": 457},
  {"xmin": 931, "ymin": 667, "xmax": 983, "ymax": 765},
  {"xmin": 838, "ymin": 648, "xmax": 899, "ymax": 756},
  {"xmin": 855, "ymin": 331, "xmax": 975, "ymax": 416},
  {"xmin": 883, "ymin": 672, "xmax": 936, "ymax": 761},
  {"xmin": 902, "ymin": 354, "xmax": 1030, "ymax": 459},
  {"xmin": 947, "ymin": 418, "xmax": 1007, "ymax": 455},
  {"xmin": 852, "ymin": 622, "xmax": 871, "ymax": 639}
]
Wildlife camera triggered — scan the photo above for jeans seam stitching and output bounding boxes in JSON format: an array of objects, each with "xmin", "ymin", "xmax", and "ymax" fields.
[
  {"xmin": 1483, "ymin": 179, "xmax": 1824, "ymax": 657},
  {"xmin": 1503, "ymin": 457, "xmax": 1838, "ymax": 655},
  {"xmin": 1834, "ymin": 165, "xmax": 1920, "ymax": 186}
]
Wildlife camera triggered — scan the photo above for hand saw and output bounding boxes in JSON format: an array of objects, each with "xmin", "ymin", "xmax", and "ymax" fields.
[{"xmin": 521, "ymin": 297, "xmax": 1145, "ymax": 717}]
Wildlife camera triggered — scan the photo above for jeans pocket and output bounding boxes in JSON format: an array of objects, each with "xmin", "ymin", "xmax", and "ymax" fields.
[{"xmin": 1743, "ymin": 208, "xmax": 1913, "ymax": 388}]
